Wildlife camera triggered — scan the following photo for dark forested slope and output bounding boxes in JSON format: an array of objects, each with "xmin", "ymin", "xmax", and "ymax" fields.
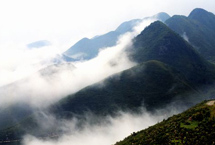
[{"xmin": 166, "ymin": 8, "xmax": 215, "ymax": 62}]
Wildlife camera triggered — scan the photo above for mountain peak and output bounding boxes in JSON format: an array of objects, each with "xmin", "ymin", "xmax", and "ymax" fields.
[
  {"xmin": 189, "ymin": 8, "xmax": 210, "ymax": 17},
  {"xmin": 188, "ymin": 8, "xmax": 215, "ymax": 29},
  {"xmin": 133, "ymin": 20, "xmax": 198, "ymax": 64},
  {"xmin": 131, "ymin": 21, "xmax": 215, "ymax": 85},
  {"xmin": 153, "ymin": 12, "xmax": 171, "ymax": 22}
]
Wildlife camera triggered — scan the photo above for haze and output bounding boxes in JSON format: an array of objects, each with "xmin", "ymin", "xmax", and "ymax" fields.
[{"xmin": 0, "ymin": 0, "xmax": 214, "ymax": 50}]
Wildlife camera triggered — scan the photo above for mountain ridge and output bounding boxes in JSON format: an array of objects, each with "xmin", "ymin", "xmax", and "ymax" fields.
[
  {"xmin": 51, "ymin": 21, "xmax": 215, "ymax": 117},
  {"xmin": 64, "ymin": 12, "xmax": 170, "ymax": 61},
  {"xmin": 165, "ymin": 8, "xmax": 215, "ymax": 62}
]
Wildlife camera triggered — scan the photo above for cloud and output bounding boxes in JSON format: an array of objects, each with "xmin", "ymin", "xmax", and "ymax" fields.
[
  {"xmin": 0, "ymin": 44, "xmax": 61, "ymax": 87},
  {"xmin": 182, "ymin": 32, "xmax": 189, "ymax": 42},
  {"xmin": 22, "ymin": 106, "xmax": 182, "ymax": 145},
  {"xmin": 0, "ymin": 19, "xmax": 155, "ymax": 108}
]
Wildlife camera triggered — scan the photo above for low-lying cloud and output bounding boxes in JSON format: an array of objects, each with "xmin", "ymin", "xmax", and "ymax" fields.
[
  {"xmin": 0, "ymin": 19, "xmax": 155, "ymax": 108},
  {"xmin": 22, "ymin": 106, "xmax": 181, "ymax": 145}
]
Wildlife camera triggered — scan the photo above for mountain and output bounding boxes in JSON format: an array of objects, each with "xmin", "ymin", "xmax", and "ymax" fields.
[
  {"xmin": 131, "ymin": 21, "xmax": 215, "ymax": 87},
  {"xmin": 51, "ymin": 21, "xmax": 215, "ymax": 117},
  {"xmin": 0, "ymin": 60, "xmax": 190, "ymax": 144},
  {"xmin": 189, "ymin": 8, "xmax": 215, "ymax": 30},
  {"xmin": 0, "ymin": 62, "xmax": 75, "ymax": 135},
  {"xmin": 27, "ymin": 40, "xmax": 51, "ymax": 49},
  {"xmin": 64, "ymin": 12, "xmax": 170, "ymax": 61},
  {"xmin": 0, "ymin": 104, "xmax": 33, "ymax": 131},
  {"xmin": 115, "ymin": 100, "xmax": 215, "ymax": 145},
  {"xmin": 64, "ymin": 31, "xmax": 121, "ymax": 60},
  {"xmin": 151, "ymin": 12, "xmax": 170, "ymax": 22},
  {"xmin": 51, "ymin": 60, "xmax": 192, "ymax": 116},
  {"xmin": 165, "ymin": 8, "xmax": 215, "ymax": 62}
]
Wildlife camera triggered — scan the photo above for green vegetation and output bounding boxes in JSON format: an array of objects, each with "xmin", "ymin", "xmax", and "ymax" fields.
[
  {"xmin": 115, "ymin": 100, "xmax": 215, "ymax": 145},
  {"xmin": 180, "ymin": 121, "xmax": 198, "ymax": 129},
  {"xmin": 166, "ymin": 8, "xmax": 215, "ymax": 62},
  {"xmin": 132, "ymin": 21, "xmax": 215, "ymax": 87}
]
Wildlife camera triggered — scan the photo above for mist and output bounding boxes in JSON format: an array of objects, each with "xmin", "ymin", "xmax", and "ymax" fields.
[
  {"xmin": 0, "ymin": 19, "xmax": 155, "ymax": 108},
  {"xmin": 22, "ymin": 106, "xmax": 183, "ymax": 145}
]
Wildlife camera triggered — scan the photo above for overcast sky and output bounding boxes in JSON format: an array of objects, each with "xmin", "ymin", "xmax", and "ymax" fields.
[{"xmin": 0, "ymin": 0, "xmax": 215, "ymax": 52}]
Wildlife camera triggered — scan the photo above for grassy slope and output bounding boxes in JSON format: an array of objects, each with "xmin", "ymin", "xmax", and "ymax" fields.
[{"xmin": 115, "ymin": 100, "xmax": 215, "ymax": 145}]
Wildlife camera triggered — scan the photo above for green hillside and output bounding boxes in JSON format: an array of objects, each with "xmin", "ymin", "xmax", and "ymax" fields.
[
  {"xmin": 131, "ymin": 21, "xmax": 215, "ymax": 87},
  {"xmin": 51, "ymin": 21, "xmax": 215, "ymax": 117},
  {"xmin": 115, "ymin": 100, "xmax": 215, "ymax": 145},
  {"xmin": 165, "ymin": 8, "xmax": 215, "ymax": 62}
]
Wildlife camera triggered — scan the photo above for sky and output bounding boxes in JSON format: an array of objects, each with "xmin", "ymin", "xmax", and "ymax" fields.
[{"xmin": 0, "ymin": 0, "xmax": 215, "ymax": 51}]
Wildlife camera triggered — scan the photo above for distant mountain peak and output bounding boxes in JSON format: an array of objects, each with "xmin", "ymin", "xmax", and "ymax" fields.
[
  {"xmin": 188, "ymin": 8, "xmax": 215, "ymax": 27},
  {"xmin": 63, "ymin": 12, "xmax": 170, "ymax": 61},
  {"xmin": 166, "ymin": 8, "xmax": 215, "ymax": 62},
  {"xmin": 189, "ymin": 8, "xmax": 211, "ymax": 17},
  {"xmin": 27, "ymin": 40, "xmax": 51, "ymax": 49},
  {"xmin": 153, "ymin": 12, "xmax": 171, "ymax": 22},
  {"xmin": 115, "ymin": 19, "xmax": 141, "ymax": 34}
]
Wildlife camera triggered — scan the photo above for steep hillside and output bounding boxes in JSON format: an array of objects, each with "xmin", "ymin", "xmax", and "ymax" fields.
[
  {"xmin": 189, "ymin": 8, "xmax": 215, "ymax": 30},
  {"xmin": 51, "ymin": 60, "xmax": 193, "ymax": 116},
  {"xmin": 0, "ymin": 104, "xmax": 33, "ymax": 131},
  {"xmin": 165, "ymin": 8, "xmax": 215, "ymax": 62},
  {"xmin": 115, "ymin": 100, "xmax": 215, "ymax": 145},
  {"xmin": 131, "ymin": 21, "xmax": 215, "ymax": 87}
]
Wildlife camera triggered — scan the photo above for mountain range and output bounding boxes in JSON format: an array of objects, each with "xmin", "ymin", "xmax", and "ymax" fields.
[
  {"xmin": 0, "ymin": 8, "xmax": 215, "ymax": 145},
  {"xmin": 63, "ymin": 12, "xmax": 170, "ymax": 61},
  {"xmin": 166, "ymin": 8, "xmax": 215, "ymax": 62},
  {"xmin": 51, "ymin": 20, "xmax": 215, "ymax": 117}
]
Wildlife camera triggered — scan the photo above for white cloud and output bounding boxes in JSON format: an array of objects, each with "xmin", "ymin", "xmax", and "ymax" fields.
[
  {"xmin": 0, "ymin": 19, "xmax": 155, "ymax": 108},
  {"xmin": 22, "ymin": 108, "xmax": 180, "ymax": 145},
  {"xmin": 0, "ymin": 45, "xmax": 61, "ymax": 87}
]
